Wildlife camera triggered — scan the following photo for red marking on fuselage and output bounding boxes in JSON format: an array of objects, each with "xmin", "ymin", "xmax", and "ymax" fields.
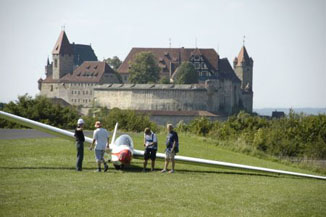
[{"xmin": 112, "ymin": 149, "xmax": 132, "ymax": 165}]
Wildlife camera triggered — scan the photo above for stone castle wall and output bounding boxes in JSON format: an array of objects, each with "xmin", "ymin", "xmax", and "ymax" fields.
[
  {"xmin": 94, "ymin": 83, "xmax": 225, "ymax": 113},
  {"xmin": 40, "ymin": 82, "xmax": 95, "ymax": 106},
  {"xmin": 40, "ymin": 80, "xmax": 251, "ymax": 115}
]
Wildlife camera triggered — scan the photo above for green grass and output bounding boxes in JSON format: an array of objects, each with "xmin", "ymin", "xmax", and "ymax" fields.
[{"xmin": 0, "ymin": 132, "xmax": 325, "ymax": 217}]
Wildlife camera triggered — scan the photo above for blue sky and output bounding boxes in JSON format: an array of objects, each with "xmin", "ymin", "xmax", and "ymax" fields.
[{"xmin": 0, "ymin": 0, "xmax": 325, "ymax": 108}]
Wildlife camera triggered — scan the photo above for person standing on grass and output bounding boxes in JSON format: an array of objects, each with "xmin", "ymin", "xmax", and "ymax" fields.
[
  {"xmin": 89, "ymin": 121, "xmax": 109, "ymax": 172},
  {"xmin": 74, "ymin": 118, "xmax": 85, "ymax": 171},
  {"xmin": 161, "ymin": 124, "xmax": 179, "ymax": 173},
  {"xmin": 143, "ymin": 127, "xmax": 158, "ymax": 172}
]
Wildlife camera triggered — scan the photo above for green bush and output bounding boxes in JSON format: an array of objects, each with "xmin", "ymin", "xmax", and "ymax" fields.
[
  {"xmin": 189, "ymin": 117, "xmax": 212, "ymax": 136},
  {"xmin": 0, "ymin": 94, "xmax": 79, "ymax": 129},
  {"xmin": 177, "ymin": 111, "xmax": 326, "ymax": 160},
  {"xmin": 0, "ymin": 95, "xmax": 159, "ymax": 134},
  {"xmin": 84, "ymin": 107, "xmax": 158, "ymax": 133}
]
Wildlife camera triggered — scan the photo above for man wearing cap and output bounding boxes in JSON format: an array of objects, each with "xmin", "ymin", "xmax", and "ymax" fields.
[
  {"xmin": 74, "ymin": 119, "xmax": 85, "ymax": 171},
  {"xmin": 161, "ymin": 124, "xmax": 179, "ymax": 173},
  {"xmin": 89, "ymin": 121, "xmax": 110, "ymax": 172}
]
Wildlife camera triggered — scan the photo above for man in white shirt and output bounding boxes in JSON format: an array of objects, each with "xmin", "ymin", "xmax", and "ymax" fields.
[
  {"xmin": 143, "ymin": 127, "xmax": 158, "ymax": 172},
  {"xmin": 90, "ymin": 121, "xmax": 110, "ymax": 172}
]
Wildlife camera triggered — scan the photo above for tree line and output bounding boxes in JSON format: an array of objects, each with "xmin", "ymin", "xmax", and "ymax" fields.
[
  {"xmin": 3, "ymin": 95, "xmax": 324, "ymax": 162},
  {"xmin": 0, "ymin": 95, "xmax": 157, "ymax": 133},
  {"xmin": 176, "ymin": 111, "xmax": 326, "ymax": 160}
]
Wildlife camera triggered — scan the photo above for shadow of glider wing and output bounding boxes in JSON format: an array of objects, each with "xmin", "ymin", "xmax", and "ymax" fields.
[{"xmin": 0, "ymin": 111, "xmax": 325, "ymax": 180}]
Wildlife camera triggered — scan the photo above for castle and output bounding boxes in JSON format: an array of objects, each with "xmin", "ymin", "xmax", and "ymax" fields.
[{"xmin": 38, "ymin": 30, "xmax": 253, "ymax": 124}]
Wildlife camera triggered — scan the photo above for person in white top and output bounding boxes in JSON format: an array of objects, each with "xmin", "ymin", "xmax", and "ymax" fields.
[
  {"xmin": 143, "ymin": 127, "xmax": 158, "ymax": 172},
  {"xmin": 89, "ymin": 121, "xmax": 110, "ymax": 172}
]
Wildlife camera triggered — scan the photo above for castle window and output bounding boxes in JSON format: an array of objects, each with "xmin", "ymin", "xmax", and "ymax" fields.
[
  {"xmin": 54, "ymin": 59, "xmax": 58, "ymax": 68},
  {"xmin": 71, "ymin": 91, "xmax": 73, "ymax": 94},
  {"xmin": 78, "ymin": 91, "xmax": 80, "ymax": 95},
  {"xmin": 195, "ymin": 62, "xmax": 200, "ymax": 69},
  {"xmin": 194, "ymin": 55, "xmax": 199, "ymax": 60},
  {"xmin": 50, "ymin": 85, "xmax": 53, "ymax": 91},
  {"xmin": 201, "ymin": 62, "xmax": 206, "ymax": 69}
]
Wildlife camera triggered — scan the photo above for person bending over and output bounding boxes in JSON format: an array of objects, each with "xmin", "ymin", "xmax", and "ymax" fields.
[{"xmin": 143, "ymin": 128, "xmax": 158, "ymax": 172}]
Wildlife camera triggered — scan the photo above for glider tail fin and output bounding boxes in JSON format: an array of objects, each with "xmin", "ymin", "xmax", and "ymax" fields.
[{"xmin": 109, "ymin": 122, "xmax": 118, "ymax": 149}]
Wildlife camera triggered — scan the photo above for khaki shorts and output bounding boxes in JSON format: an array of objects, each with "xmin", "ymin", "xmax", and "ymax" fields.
[
  {"xmin": 95, "ymin": 149, "xmax": 105, "ymax": 162},
  {"xmin": 165, "ymin": 150, "xmax": 175, "ymax": 160}
]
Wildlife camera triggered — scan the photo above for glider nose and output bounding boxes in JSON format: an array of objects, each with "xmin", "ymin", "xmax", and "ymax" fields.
[{"xmin": 119, "ymin": 149, "xmax": 132, "ymax": 165}]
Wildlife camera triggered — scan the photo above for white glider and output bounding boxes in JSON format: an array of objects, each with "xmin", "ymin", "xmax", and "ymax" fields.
[{"xmin": 0, "ymin": 111, "xmax": 325, "ymax": 180}]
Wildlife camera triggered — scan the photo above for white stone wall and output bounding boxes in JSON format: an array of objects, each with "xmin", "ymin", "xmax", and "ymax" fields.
[
  {"xmin": 94, "ymin": 88, "xmax": 221, "ymax": 112},
  {"xmin": 40, "ymin": 79, "xmax": 248, "ymax": 115},
  {"xmin": 40, "ymin": 82, "xmax": 95, "ymax": 107}
]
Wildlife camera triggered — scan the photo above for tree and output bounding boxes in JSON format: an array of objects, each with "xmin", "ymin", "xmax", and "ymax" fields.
[
  {"xmin": 0, "ymin": 94, "xmax": 79, "ymax": 129},
  {"xmin": 0, "ymin": 102, "xmax": 5, "ymax": 110},
  {"xmin": 105, "ymin": 56, "xmax": 122, "ymax": 70},
  {"xmin": 128, "ymin": 52, "xmax": 160, "ymax": 84},
  {"xmin": 159, "ymin": 76, "xmax": 170, "ymax": 84},
  {"xmin": 173, "ymin": 61, "xmax": 198, "ymax": 84}
]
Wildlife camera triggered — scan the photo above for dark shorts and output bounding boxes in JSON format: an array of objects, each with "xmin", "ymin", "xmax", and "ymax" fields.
[{"xmin": 144, "ymin": 148, "xmax": 157, "ymax": 161}]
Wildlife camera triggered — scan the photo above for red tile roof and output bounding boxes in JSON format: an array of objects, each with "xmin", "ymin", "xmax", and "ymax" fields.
[
  {"xmin": 52, "ymin": 31, "xmax": 73, "ymax": 55},
  {"xmin": 42, "ymin": 61, "xmax": 116, "ymax": 83},
  {"xmin": 236, "ymin": 46, "xmax": 250, "ymax": 66},
  {"xmin": 118, "ymin": 47, "xmax": 220, "ymax": 75},
  {"xmin": 218, "ymin": 58, "xmax": 241, "ymax": 83}
]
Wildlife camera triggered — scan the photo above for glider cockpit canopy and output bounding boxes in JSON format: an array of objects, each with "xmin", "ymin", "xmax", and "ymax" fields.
[{"xmin": 114, "ymin": 134, "xmax": 134, "ymax": 148}]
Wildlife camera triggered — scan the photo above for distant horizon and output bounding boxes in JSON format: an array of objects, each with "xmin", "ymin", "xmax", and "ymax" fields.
[{"xmin": 254, "ymin": 107, "xmax": 326, "ymax": 116}]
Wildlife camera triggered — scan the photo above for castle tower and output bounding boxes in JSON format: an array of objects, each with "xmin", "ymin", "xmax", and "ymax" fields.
[
  {"xmin": 45, "ymin": 57, "xmax": 52, "ymax": 77},
  {"xmin": 233, "ymin": 46, "xmax": 253, "ymax": 90},
  {"xmin": 52, "ymin": 31, "xmax": 74, "ymax": 79},
  {"xmin": 233, "ymin": 46, "xmax": 254, "ymax": 113}
]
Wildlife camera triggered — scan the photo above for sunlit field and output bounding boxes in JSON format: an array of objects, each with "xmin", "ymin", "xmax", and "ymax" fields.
[{"xmin": 0, "ymin": 132, "xmax": 325, "ymax": 217}]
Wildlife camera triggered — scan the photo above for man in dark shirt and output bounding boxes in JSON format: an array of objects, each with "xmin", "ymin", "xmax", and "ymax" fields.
[
  {"xmin": 74, "ymin": 119, "xmax": 85, "ymax": 171},
  {"xmin": 161, "ymin": 124, "xmax": 179, "ymax": 173}
]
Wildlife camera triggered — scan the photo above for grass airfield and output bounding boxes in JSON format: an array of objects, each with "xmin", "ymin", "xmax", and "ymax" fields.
[{"xmin": 0, "ymin": 132, "xmax": 325, "ymax": 217}]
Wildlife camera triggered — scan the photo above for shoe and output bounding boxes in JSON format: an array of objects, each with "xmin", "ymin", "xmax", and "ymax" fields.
[
  {"xmin": 169, "ymin": 170, "xmax": 174, "ymax": 173},
  {"xmin": 161, "ymin": 169, "xmax": 167, "ymax": 173},
  {"xmin": 95, "ymin": 169, "xmax": 101, "ymax": 172},
  {"xmin": 104, "ymin": 164, "xmax": 109, "ymax": 172}
]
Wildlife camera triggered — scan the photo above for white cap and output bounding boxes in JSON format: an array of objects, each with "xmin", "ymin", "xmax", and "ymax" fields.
[{"xmin": 77, "ymin": 119, "xmax": 84, "ymax": 125}]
